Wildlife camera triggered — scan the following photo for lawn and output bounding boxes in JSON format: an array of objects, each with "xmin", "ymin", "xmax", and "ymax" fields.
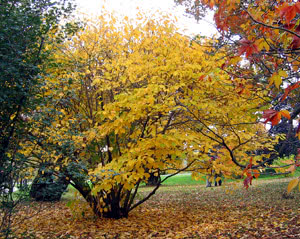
[
  {"xmin": 160, "ymin": 173, "xmax": 207, "ymax": 186},
  {"xmin": 10, "ymin": 173, "xmax": 300, "ymax": 239},
  {"xmin": 156, "ymin": 169, "xmax": 300, "ymax": 186}
]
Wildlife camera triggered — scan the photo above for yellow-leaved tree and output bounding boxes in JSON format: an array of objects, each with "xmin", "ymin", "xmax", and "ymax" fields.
[{"xmin": 26, "ymin": 12, "xmax": 276, "ymax": 218}]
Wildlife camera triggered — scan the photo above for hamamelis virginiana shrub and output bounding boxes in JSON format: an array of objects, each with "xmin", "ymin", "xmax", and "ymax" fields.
[{"xmin": 25, "ymin": 12, "xmax": 277, "ymax": 219}]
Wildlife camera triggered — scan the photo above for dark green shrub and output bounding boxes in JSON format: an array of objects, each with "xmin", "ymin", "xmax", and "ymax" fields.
[{"xmin": 30, "ymin": 170, "xmax": 68, "ymax": 202}]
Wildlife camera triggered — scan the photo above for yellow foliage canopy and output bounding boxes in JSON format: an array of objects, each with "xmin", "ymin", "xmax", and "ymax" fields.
[{"xmin": 27, "ymin": 12, "xmax": 277, "ymax": 218}]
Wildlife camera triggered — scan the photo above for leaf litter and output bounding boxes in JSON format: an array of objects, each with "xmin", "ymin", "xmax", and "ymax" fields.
[{"xmin": 10, "ymin": 178, "xmax": 300, "ymax": 238}]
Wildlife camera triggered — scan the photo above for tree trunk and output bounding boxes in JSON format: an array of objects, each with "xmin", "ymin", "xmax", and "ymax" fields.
[
  {"xmin": 146, "ymin": 172, "xmax": 160, "ymax": 186},
  {"xmin": 206, "ymin": 176, "xmax": 212, "ymax": 187},
  {"xmin": 71, "ymin": 176, "xmax": 134, "ymax": 219},
  {"xmin": 84, "ymin": 193, "xmax": 129, "ymax": 219}
]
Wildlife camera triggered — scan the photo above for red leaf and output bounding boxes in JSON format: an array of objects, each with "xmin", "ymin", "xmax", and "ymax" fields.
[
  {"xmin": 280, "ymin": 110, "xmax": 291, "ymax": 120},
  {"xmin": 263, "ymin": 109, "xmax": 281, "ymax": 126},
  {"xmin": 280, "ymin": 5, "xmax": 297, "ymax": 24},
  {"xmin": 270, "ymin": 113, "xmax": 281, "ymax": 126},
  {"xmin": 214, "ymin": 10, "xmax": 229, "ymax": 31},
  {"xmin": 208, "ymin": 0, "xmax": 214, "ymax": 9},
  {"xmin": 243, "ymin": 158, "xmax": 252, "ymax": 172},
  {"xmin": 238, "ymin": 39, "xmax": 259, "ymax": 58},
  {"xmin": 282, "ymin": 19, "xmax": 300, "ymax": 31},
  {"xmin": 249, "ymin": 157, "xmax": 253, "ymax": 168},
  {"xmin": 291, "ymin": 35, "xmax": 300, "ymax": 49},
  {"xmin": 243, "ymin": 158, "xmax": 253, "ymax": 176},
  {"xmin": 281, "ymin": 81, "xmax": 300, "ymax": 101},
  {"xmin": 199, "ymin": 75, "xmax": 205, "ymax": 81},
  {"xmin": 262, "ymin": 109, "xmax": 277, "ymax": 120},
  {"xmin": 243, "ymin": 175, "xmax": 253, "ymax": 189},
  {"xmin": 236, "ymin": 83, "xmax": 245, "ymax": 95},
  {"xmin": 295, "ymin": 2, "xmax": 300, "ymax": 13},
  {"xmin": 252, "ymin": 169, "xmax": 260, "ymax": 179}
]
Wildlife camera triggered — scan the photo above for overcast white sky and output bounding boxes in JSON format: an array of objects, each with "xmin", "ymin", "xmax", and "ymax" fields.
[{"xmin": 75, "ymin": 0, "xmax": 216, "ymax": 37}]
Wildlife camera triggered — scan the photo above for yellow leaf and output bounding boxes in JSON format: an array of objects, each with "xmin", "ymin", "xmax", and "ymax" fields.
[
  {"xmin": 287, "ymin": 178, "xmax": 299, "ymax": 194},
  {"xmin": 278, "ymin": 70, "xmax": 288, "ymax": 78},
  {"xmin": 255, "ymin": 39, "xmax": 270, "ymax": 51},
  {"xmin": 88, "ymin": 131, "xmax": 96, "ymax": 140},
  {"xmin": 273, "ymin": 74, "xmax": 282, "ymax": 88},
  {"xmin": 215, "ymin": 177, "xmax": 222, "ymax": 182},
  {"xmin": 10, "ymin": 113, "xmax": 16, "ymax": 120},
  {"xmin": 230, "ymin": 56, "xmax": 242, "ymax": 65},
  {"xmin": 280, "ymin": 110, "xmax": 291, "ymax": 120},
  {"xmin": 102, "ymin": 183, "xmax": 111, "ymax": 191},
  {"xmin": 262, "ymin": 41, "xmax": 270, "ymax": 51},
  {"xmin": 79, "ymin": 152, "xmax": 85, "ymax": 157},
  {"xmin": 123, "ymin": 182, "xmax": 132, "ymax": 190},
  {"xmin": 114, "ymin": 175, "xmax": 121, "ymax": 183}
]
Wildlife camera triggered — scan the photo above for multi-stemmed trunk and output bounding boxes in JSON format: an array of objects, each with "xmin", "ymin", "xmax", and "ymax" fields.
[{"xmin": 72, "ymin": 181, "xmax": 136, "ymax": 219}]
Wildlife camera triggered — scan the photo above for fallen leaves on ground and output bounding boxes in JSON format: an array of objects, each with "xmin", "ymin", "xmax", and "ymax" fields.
[{"xmin": 11, "ymin": 178, "xmax": 300, "ymax": 238}]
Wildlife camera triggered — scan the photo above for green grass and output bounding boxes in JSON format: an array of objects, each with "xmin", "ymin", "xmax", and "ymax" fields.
[
  {"xmin": 62, "ymin": 168, "xmax": 300, "ymax": 200},
  {"xmin": 257, "ymin": 167, "xmax": 300, "ymax": 179},
  {"xmin": 160, "ymin": 173, "xmax": 206, "ymax": 186},
  {"xmin": 160, "ymin": 167, "xmax": 300, "ymax": 185}
]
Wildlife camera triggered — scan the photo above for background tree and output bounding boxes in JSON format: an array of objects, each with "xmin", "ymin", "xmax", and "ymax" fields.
[
  {"xmin": 174, "ymin": 0, "xmax": 207, "ymax": 21},
  {"xmin": 270, "ymin": 100, "xmax": 300, "ymax": 158},
  {"xmin": 0, "ymin": 0, "xmax": 77, "ymax": 237},
  {"xmin": 176, "ymin": 0, "xmax": 300, "ymax": 191}
]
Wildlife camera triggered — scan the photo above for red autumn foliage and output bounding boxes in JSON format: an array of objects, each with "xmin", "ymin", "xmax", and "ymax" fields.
[
  {"xmin": 238, "ymin": 39, "xmax": 259, "ymax": 58},
  {"xmin": 281, "ymin": 81, "xmax": 300, "ymax": 102},
  {"xmin": 243, "ymin": 175, "xmax": 253, "ymax": 189},
  {"xmin": 262, "ymin": 109, "xmax": 280, "ymax": 126},
  {"xmin": 279, "ymin": 2, "xmax": 300, "ymax": 24}
]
